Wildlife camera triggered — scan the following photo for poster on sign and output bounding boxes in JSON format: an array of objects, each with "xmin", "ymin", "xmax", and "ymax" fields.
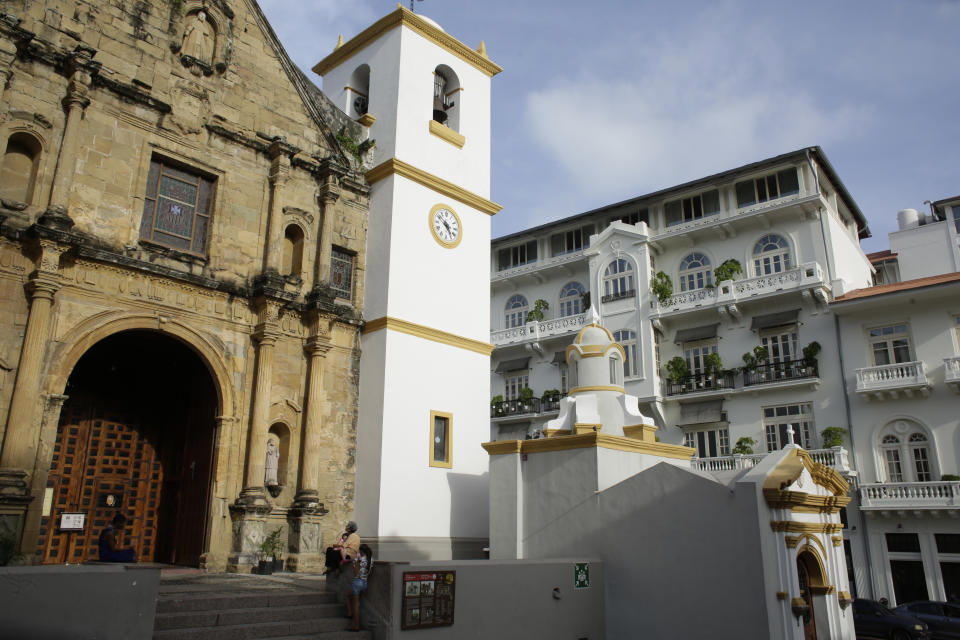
[
  {"xmin": 401, "ymin": 570, "xmax": 456, "ymax": 630},
  {"xmin": 59, "ymin": 512, "xmax": 85, "ymax": 531}
]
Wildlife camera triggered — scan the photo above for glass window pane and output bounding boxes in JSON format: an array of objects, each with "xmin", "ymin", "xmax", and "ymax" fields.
[
  {"xmin": 936, "ymin": 534, "xmax": 960, "ymax": 554},
  {"xmin": 702, "ymin": 190, "xmax": 720, "ymax": 215},
  {"xmin": 735, "ymin": 181, "xmax": 755, "ymax": 207},
  {"xmin": 778, "ymin": 168, "xmax": 799, "ymax": 195},
  {"xmin": 886, "ymin": 533, "xmax": 921, "ymax": 553}
]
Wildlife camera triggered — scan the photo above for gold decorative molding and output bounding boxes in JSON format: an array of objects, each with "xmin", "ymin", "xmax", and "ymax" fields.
[
  {"xmin": 365, "ymin": 158, "xmax": 501, "ymax": 215},
  {"xmin": 763, "ymin": 489, "xmax": 851, "ymax": 513},
  {"xmin": 785, "ymin": 535, "xmax": 802, "ymax": 549},
  {"xmin": 542, "ymin": 428, "xmax": 571, "ymax": 438},
  {"xmin": 776, "ymin": 591, "xmax": 789, "ymax": 600},
  {"xmin": 762, "ymin": 448, "xmax": 849, "ymax": 497},
  {"xmin": 429, "ymin": 120, "xmax": 465, "ymax": 148},
  {"xmin": 623, "ymin": 424, "xmax": 657, "ymax": 443},
  {"xmin": 573, "ymin": 423, "xmax": 601, "ymax": 435},
  {"xmin": 482, "ymin": 432, "xmax": 695, "ymax": 460},
  {"xmin": 363, "ymin": 316, "xmax": 494, "ymax": 355},
  {"xmin": 770, "ymin": 521, "xmax": 844, "ymax": 534},
  {"xmin": 810, "ymin": 585, "xmax": 836, "ymax": 595},
  {"xmin": 313, "ymin": 6, "xmax": 503, "ymax": 77},
  {"xmin": 831, "ymin": 536, "xmax": 843, "ymax": 547},
  {"xmin": 357, "ymin": 113, "xmax": 376, "ymax": 127},
  {"xmin": 569, "ymin": 385, "xmax": 626, "ymax": 395}
]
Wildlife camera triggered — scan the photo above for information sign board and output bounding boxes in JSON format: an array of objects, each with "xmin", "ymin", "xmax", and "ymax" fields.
[
  {"xmin": 59, "ymin": 512, "xmax": 85, "ymax": 531},
  {"xmin": 401, "ymin": 570, "xmax": 456, "ymax": 630}
]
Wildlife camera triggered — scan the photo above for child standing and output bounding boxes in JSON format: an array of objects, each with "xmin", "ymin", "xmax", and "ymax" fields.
[{"xmin": 345, "ymin": 544, "xmax": 373, "ymax": 632}]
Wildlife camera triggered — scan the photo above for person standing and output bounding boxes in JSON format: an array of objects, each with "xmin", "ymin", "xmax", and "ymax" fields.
[{"xmin": 345, "ymin": 544, "xmax": 373, "ymax": 632}]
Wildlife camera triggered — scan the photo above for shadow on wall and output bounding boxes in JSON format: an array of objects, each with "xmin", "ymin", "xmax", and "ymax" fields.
[{"xmin": 447, "ymin": 471, "xmax": 489, "ymax": 559}]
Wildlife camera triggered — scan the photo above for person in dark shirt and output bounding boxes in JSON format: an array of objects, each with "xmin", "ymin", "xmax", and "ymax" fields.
[{"xmin": 98, "ymin": 513, "xmax": 136, "ymax": 563}]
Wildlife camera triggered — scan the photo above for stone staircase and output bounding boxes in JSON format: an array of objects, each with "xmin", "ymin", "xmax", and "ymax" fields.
[{"xmin": 153, "ymin": 572, "xmax": 372, "ymax": 640}]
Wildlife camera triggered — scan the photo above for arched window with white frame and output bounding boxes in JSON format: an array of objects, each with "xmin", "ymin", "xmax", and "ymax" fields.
[
  {"xmin": 504, "ymin": 294, "xmax": 528, "ymax": 329},
  {"xmin": 679, "ymin": 252, "xmax": 713, "ymax": 291},
  {"xmin": 877, "ymin": 421, "xmax": 936, "ymax": 483},
  {"xmin": 602, "ymin": 258, "xmax": 635, "ymax": 302},
  {"xmin": 558, "ymin": 282, "xmax": 585, "ymax": 317},
  {"xmin": 612, "ymin": 329, "xmax": 638, "ymax": 378},
  {"xmin": 753, "ymin": 234, "xmax": 791, "ymax": 275},
  {"xmin": 433, "ymin": 65, "xmax": 461, "ymax": 131}
]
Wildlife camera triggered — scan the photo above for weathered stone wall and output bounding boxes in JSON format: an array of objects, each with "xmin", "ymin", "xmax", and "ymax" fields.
[{"xmin": 0, "ymin": 0, "xmax": 370, "ymax": 570}]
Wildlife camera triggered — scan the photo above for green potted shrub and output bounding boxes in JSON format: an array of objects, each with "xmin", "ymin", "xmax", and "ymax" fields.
[
  {"xmin": 652, "ymin": 271, "xmax": 673, "ymax": 305},
  {"xmin": 732, "ymin": 437, "xmax": 756, "ymax": 455},
  {"xmin": 713, "ymin": 259, "xmax": 743, "ymax": 283},
  {"xmin": 580, "ymin": 291, "xmax": 591, "ymax": 311},
  {"xmin": 519, "ymin": 387, "xmax": 535, "ymax": 412},
  {"xmin": 820, "ymin": 426, "xmax": 847, "ymax": 449},
  {"xmin": 541, "ymin": 389, "xmax": 561, "ymax": 408},
  {"xmin": 525, "ymin": 299, "xmax": 550, "ymax": 323},
  {"xmin": 270, "ymin": 527, "xmax": 285, "ymax": 572},
  {"xmin": 491, "ymin": 394, "xmax": 505, "ymax": 416},
  {"xmin": 942, "ymin": 474, "xmax": 960, "ymax": 482},
  {"xmin": 752, "ymin": 345, "xmax": 769, "ymax": 381},
  {"xmin": 665, "ymin": 357, "xmax": 690, "ymax": 393},
  {"xmin": 258, "ymin": 528, "xmax": 284, "ymax": 575},
  {"xmin": 704, "ymin": 352, "xmax": 724, "ymax": 387},
  {"xmin": 802, "ymin": 341, "xmax": 821, "ymax": 376}
]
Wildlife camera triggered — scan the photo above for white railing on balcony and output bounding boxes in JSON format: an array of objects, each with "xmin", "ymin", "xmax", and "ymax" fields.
[
  {"xmin": 945, "ymin": 356, "xmax": 960, "ymax": 384},
  {"xmin": 691, "ymin": 447, "xmax": 850, "ymax": 474},
  {"xmin": 860, "ymin": 481, "xmax": 960, "ymax": 510},
  {"xmin": 491, "ymin": 312, "xmax": 587, "ymax": 347},
  {"xmin": 855, "ymin": 361, "xmax": 928, "ymax": 393},
  {"xmin": 491, "ymin": 250, "xmax": 584, "ymax": 282},
  {"xmin": 651, "ymin": 262, "xmax": 827, "ymax": 315}
]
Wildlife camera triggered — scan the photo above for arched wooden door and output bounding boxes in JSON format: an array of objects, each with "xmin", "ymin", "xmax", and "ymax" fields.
[
  {"xmin": 797, "ymin": 553, "xmax": 818, "ymax": 640},
  {"xmin": 35, "ymin": 331, "xmax": 216, "ymax": 566}
]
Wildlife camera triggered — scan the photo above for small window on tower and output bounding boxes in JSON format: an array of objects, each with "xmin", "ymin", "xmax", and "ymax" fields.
[
  {"xmin": 429, "ymin": 410, "xmax": 453, "ymax": 468},
  {"xmin": 432, "ymin": 65, "xmax": 461, "ymax": 131},
  {"xmin": 330, "ymin": 247, "xmax": 355, "ymax": 300}
]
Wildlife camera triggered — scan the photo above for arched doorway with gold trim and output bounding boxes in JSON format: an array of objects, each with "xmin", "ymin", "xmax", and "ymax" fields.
[
  {"xmin": 796, "ymin": 547, "xmax": 831, "ymax": 640},
  {"xmin": 35, "ymin": 330, "xmax": 218, "ymax": 566}
]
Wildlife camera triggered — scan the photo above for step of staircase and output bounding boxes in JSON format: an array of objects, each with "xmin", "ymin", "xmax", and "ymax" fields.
[{"xmin": 153, "ymin": 576, "xmax": 371, "ymax": 640}]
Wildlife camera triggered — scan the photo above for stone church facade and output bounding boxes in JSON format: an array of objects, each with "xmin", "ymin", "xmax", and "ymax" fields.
[{"xmin": 0, "ymin": 0, "xmax": 370, "ymax": 572}]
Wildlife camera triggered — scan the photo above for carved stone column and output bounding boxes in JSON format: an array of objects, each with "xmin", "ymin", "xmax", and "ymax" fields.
[
  {"xmin": 39, "ymin": 50, "xmax": 96, "ymax": 231},
  {"xmin": 19, "ymin": 393, "xmax": 69, "ymax": 559},
  {"xmin": 0, "ymin": 36, "xmax": 17, "ymax": 118},
  {"xmin": 1, "ymin": 240, "xmax": 66, "ymax": 473},
  {"xmin": 237, "ymin": 299, "xmax": 282, "ymax": 506},
  {"xmin": 293, "ymin": 330, "xmax": 332, "ymax": 509},
  {"xmin": 263, "ymin": 139, "xmax": 298, "ymax": 276},
  {"xmin": 314, "ymin": 174, "xmax": 341, "ymax": 285},
  {"xmin": 0, "ymin": 239, "xmax": 66, "ymax": 541}
]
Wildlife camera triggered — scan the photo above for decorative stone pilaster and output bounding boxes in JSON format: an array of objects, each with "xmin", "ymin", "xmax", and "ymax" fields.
[
  {"xmin": 262, "ymin": 138, "xmax": 299, "ymax": 275},
  {"xmin": 293, "ymin": 325, "xmax": 333, "ymax": 510},
  {"xmin": 39, "ymin": 47, "xmax": 97, "ymax": 231},
  {"xmin": 285, "ymin": 508, "xmax": 327, "ymax": 573},
  {"xmin": 314, "ymin": 173, "xmax": 341, "ymax": 286},
  {"xmin": 236, "ymin": 298, "xmax": 282, "ymax": 507},
  {"xmin": 226, "ymin": 502, "xmax": 271, "ymax": 572},
  {"xmin": 0, "ymin": 34, "xmax": 17, "ymax": 119}
]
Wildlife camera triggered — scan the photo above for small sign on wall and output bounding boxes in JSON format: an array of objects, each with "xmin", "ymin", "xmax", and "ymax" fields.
[
  {"xmin": 401, "ymin": 570, "xmax": 456, "ymax": 630},
  {"xmin": 574, "ymin": 562, "xmax": 590, "ymax": 589},
  {"xmin": 59, "ymin": 512, "xmax": 85, "ymax": 532}
]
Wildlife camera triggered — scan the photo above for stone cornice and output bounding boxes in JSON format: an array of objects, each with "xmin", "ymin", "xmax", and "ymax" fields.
[
  {"xmin": 482, "ymin": 433, "xmax": 695, "ymax": 460},
  {"xmin": 365, "ymin": 158, "xmax": 501, "ymax": 215}
]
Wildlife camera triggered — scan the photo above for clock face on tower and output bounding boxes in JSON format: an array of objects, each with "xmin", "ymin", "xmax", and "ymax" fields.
[{"xmin": 429, "ymin": 204, "xmax": 462, "ymax": 248}]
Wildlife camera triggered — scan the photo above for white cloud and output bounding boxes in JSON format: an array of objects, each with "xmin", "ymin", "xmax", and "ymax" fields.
[{"xmin": 524, "ymin": 3, "xmax": 875, "ymax": 198}]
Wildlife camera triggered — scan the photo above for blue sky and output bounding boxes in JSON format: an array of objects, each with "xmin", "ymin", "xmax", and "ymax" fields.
[{"xmin": 259, "ymin": 0, "xmax": 960, "ymax": 252}]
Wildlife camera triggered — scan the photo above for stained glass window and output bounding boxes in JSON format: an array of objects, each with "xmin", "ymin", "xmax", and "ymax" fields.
[{"xmin": 140, "ymin": 157, "xmax": 215, "ymax": 255}]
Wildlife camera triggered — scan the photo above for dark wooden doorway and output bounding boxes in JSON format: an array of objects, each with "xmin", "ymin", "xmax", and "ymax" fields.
[
  {"xmin": 797, "ymin": 553, "xmax": 819, "ymax": 640},
  {"xmin": 35, "ymin": 331, "xmax": 216, "ymax": 566}
]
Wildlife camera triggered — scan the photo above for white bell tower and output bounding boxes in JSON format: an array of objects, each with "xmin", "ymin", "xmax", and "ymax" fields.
[{"xmin": 314, "ymin": 6, "xmax": 501, "ymax": 560}]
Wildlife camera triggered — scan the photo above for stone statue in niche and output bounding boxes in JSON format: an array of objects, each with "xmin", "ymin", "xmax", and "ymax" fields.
[
  {"xmin": 265, "ymin": 438, "xmax": 280, "ymax": 487},
  {"xmin": 179, "ymin": 10, "xmax": 215, "ymax": 76}
]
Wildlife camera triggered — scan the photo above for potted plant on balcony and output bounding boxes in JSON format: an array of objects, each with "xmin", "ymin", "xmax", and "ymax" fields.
[
  {"xmin": 526, "ymin": 299, "xmax": 549, "ymax": 323},
  {"xmin": 802, "ymin": 341, "xmax": 821, "ymax": 376},
  {"xmin": 704, "ymin": 352, "xmax": 724, "ymax": 388},
  {"xmin": 580, "ymin": 291, "xmax": 591, "ymax": 311},
  {"xmin": 652, "ymin": 271, "xmax": 673, "ymax": 305},
  {"xmin": 491, "ymin": 394, "xmax": 505, "ymax": 416},
  {"xmin": 541, "ymin": 389, "xmax": 561, "ymax": 410},
  {"xmin": 713, "ymin": 258, "xmax": 743, "ymax": 283},
  {"xmin": 820, "ymin": 426, "xmax": 846, "ymax": 449},
  {"xmin": 732, "ymin": 437, "xmax": 756, "ymax": 455},
  {"xmin": 748, "ymin": 346, "xmax": 769, "ymax": 382},
  {"xmin": 943, "ymin": 474, "xmax": 960, "ymax": 481},
  {"xmin": 665, "ymin": 357, "xmax": 690, "ymax": 394},
  {"xmin": 519, "ymin": 387, "xmax": 535, "ymax": 412}
]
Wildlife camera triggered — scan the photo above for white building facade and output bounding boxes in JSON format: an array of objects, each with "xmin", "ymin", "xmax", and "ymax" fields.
[{"xmin": 490, "ymin": 150, "xmax": 960, "ymax": 605}]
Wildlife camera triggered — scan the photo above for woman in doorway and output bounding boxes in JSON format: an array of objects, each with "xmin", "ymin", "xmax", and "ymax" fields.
[
  {"xmin": 344, "ymin": 544, "xmax": 373, "ymax": 632},
  {"xmin": 98, "ymin": 513, "xmax": 136, "ymax": 563}
]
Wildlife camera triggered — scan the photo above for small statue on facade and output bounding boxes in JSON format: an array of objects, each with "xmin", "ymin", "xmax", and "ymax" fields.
[
  {"xmin": 182, "ymin": 11, "xmax": 214, "ymax": 64},
  {"xmin": 265, "ymin": 438, "xmax": 280, "ymax": 487}
]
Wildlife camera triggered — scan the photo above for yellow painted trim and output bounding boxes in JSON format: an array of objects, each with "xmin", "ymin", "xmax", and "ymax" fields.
[
  {"xmin": 785, "ymin": 535, "xmax": 802, "ymax": 549},
  {"xmin": 429, "ymin": 120, "xmax": 466, "ymax": 148},
  {"xmin": 776, "ymin": 591, "xmax": 789, "ymax": 600},
  {"xmin": 542, "ymin": 428, "xmax": 572, "ymax": 438},
  {"xmin": 762, "ymin": 448, "xmax": 849, "ymax": 497},
  {"xmin": 763, "ymin": 489, "xmax": 851, "ymax": 513},
  {"xmin": 623, "ymin": 424, "xmax": 657, "ymax": 443},
  {"xmin": 481, "ymin": 433, "xmax": 695, "ymax": 460},
  {"xmin": 810, "ymin": 585, "xmax": 836, "ymax": 595},
  {"xmin": 574, "ymin": 323, "xmax": 615, "ymax": 344},
  {"xmin": 428, "ymin": 203, "xmax": 463, "ymax": 248},
  {"xmin": 770, "ymin": 521, "xmax": 844, "ymax": 534},
  {"xmin": 429, "ymin": 410, "xmax": 453, "ymax": 468},
  {"xmin": 313, "ymin": 6, "xmax": 502, "ymax": 78},
  {"xmin": 574, "ymin": 423, "xmax": 601, "ymax": 434},
  {"xmin": 357, "ymin": 113, "xmax": 376, "ymax": 127},
  {"xmin": 569, "ymin": 385, "xmax": 626, "ymax": 395},
  {"xmin": 344, "ymin": 86, "xmax": 368, "ymax": 97},
  {"xmin": 363, "ymin": 316, "xmax": 494, "ymax": 355},
  {"xmin": 365, "ymin": 158, "xmax": 502, "ymax": 215},
  {"xmin": 832, "ymin": 536, "xmax": 844, "ymax": 547}
]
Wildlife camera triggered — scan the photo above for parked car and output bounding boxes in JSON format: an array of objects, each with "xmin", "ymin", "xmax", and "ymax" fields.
[
  {"xmin": 893, "ymin": 602, "xmax": 960, "ymax": 640},
  {"xmin": 854, "ymin": 598, "xmax": 931, "ymax": 639}
]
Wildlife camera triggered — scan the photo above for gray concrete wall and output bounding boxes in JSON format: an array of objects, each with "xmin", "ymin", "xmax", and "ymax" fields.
[
  {"xmin": 528, "ymin": 463, "xmax": 770, "ymax": 640},
  {"xmin": 359, "ymin": 559, "xmax": 604, "ymax": 640},
  {"xmin": 0, "ymin": 564, "xmax": 160, "ymax": 639}
]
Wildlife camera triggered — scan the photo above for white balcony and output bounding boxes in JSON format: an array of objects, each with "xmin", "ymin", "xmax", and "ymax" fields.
[
  {"xmin": 691, "ymin": 447, "xmax": 851, "ymax": 475},
  {"xmin": 650, "ymin": 262, "xmax": 829, "ymax": 319},
  {"xmin": 491, "ymin": 250, "xmax": 585, "ymax": 284},
  {"xmin": 859, "ymin": 481, "xmax": 960, "ymax": 511},
  {"xmin": 491, "ymin": 312, "xmax": 587, "ymax": 348},
  {"xmin": 945, "ymin": 356, "xmax": 960, "ymax": 393},
  {"xmin": 855, "ymin": 361, "xmax": 931, "ymax": 400}
]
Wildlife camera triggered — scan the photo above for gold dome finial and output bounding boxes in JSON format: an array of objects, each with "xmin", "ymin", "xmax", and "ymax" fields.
[
  {"xmin": 477, "ymin": 40, "xmax": 488, "ymax": 58},
  {"xmin": 335, "ymin": 34, "xmax": 344, "ymax": 50}
]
